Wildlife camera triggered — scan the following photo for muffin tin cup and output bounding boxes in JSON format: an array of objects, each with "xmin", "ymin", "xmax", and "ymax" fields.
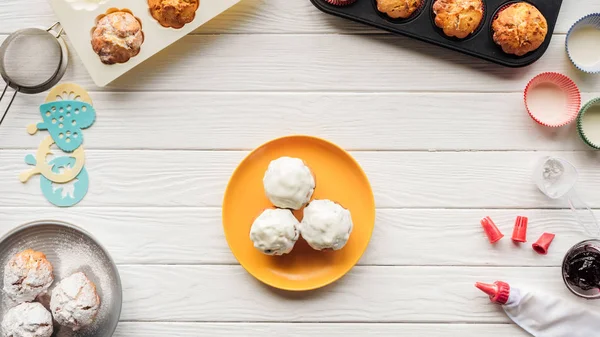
[
  {"xmin": 566, "ymin": 13, "xmax": 600, "ymax": 74},
  {"xmin": 524, "ymin": 72, "xmax": 581, "ymax": 127},
  {"xmin": 577, "ymin": 97, "xmax": 600, "ymax": 149},
  {"xmin": 310, "ymin": 0, "xmax": 563, "ymax": 67},
  {"xmin": 326, "ymin": 0, "xmax": 358, "ymax": 6}
]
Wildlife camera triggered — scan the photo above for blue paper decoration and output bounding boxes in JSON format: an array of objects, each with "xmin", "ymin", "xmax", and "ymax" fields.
[
  {"xmin": 37, "ymin": 100, "xmax": 96, "ymax": 152},
  {"xmin": 40, "ymin": 156, "xmax": 89, "ymax": 207}
]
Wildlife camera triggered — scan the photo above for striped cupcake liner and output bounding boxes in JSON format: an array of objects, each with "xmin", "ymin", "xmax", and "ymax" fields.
[
  {"xmin": 325, "ymin": 0, "xmax": 357, "ymax": 6},
  {"xmin": 524, "ymin": 72, "xmax": 581, "ymax": 127},
  {"xmin": 577, "ymin": 97, "xmax": 600, "ymax": 149},
  {"xmin": 566, "ymin": 13, "xmax": 600, "ymax": 74}
]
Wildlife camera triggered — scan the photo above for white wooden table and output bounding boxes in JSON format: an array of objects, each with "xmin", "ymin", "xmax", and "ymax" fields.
[{"xmin": 1, "ymin": 1, "xmax": 600, "ymax": 335}]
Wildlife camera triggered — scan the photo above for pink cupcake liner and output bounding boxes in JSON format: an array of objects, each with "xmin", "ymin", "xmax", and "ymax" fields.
[
  {"xmin": 325, "ymin": 0, "xmax": 357, "ymax": 6},
  {"xmin": 524, "ymin": 72, "xmax": 581, "ymax": 127}
]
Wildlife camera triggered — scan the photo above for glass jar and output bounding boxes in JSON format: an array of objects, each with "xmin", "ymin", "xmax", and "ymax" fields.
[{"xmin": 562, "ymin": 239, "xmax": 600, "ymax": 299}]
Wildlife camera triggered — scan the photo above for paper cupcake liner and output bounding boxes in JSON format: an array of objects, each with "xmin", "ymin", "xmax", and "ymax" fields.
[
  {"xmin": 566, "ymin": 13, "xmax": 600, "ymax": 74},
  {"xmin": 325, "ymin": 0, "xmax": 357, "ymax": 6},
  {"xmin": 524, "ymin": 72, "xmax": 581, "ymax": 127},
  {"xmin": 577, "ymin": 97, "xmax": 600, "ymax": 149}
]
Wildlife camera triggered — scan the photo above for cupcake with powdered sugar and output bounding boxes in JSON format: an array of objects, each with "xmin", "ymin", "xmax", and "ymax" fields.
[
  {"xmin": 50, "ymin": 272, "xmax": 101, "ymax": 331},
  {"xmin": 1, "ymin": 302, "xmax": 53, "ymax": 337},
  {"xmin": 3, "ymin": 249, "xmax": 54, "ymax": 303}
]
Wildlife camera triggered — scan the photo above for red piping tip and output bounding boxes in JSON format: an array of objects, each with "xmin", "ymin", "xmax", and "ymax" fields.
[
  {"xmin": 475, "ymin": 281, "xmax": 510, "ymax": 304},
  {"xmin": 512, "ymin": 216, "xmax": 528, "ymax": 243},
  {"xmin": 475, "ymin": 282, "xmax": 497, "ymax": 297},
  {"xmin": 532, "ymin": 233, "xmax": 555, "ymax": 255},
  {"xmin": 481, "ymin": 216, "xmax": 504, "ymax": 243}
]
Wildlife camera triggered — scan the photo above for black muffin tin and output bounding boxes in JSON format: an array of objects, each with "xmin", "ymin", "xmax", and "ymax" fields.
[{"xmin": 310, "ymin": 0, "xmax": 563, "ymax": 67}]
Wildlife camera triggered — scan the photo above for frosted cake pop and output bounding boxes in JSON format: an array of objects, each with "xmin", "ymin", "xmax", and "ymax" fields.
[
  {"xmin": 3, "ymin": 249, "xmax": 54, "ymax": 303},
  {"xmin": 300, "ymin": 199, "xmax": 353, "ymax": 251},
  {"xmin": 250, "ymin": 209, "xmax": 300, "ymax": 255},
  {"xmin": 1, "ymin": 302, "xmax": 53, "ymax": 337},
  {"xmin": 50, "ymin": 272, "xmax": 101, "ymax": 331},
  {"xmin": 263, "ymin": 157, "xmax": 315, "ymax": 210}
]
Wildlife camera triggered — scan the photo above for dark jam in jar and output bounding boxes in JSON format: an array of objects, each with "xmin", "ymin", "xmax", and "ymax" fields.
[{"xmin": 563, "ymin": 244, "xmax": 600, "ymax": 291}]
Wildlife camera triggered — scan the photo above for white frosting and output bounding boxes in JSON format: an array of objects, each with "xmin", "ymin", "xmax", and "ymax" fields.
[
  {"xmin": 3, "ymin": 251, "xmax": 54, "ymax": 303},
  {"xmin": 1, "ymin": 302, "xmax": 53, "ymax": 337},
  {"xmin": 299, "ymin": 199, "xmax": 353, "ymax": 251},
  {"xmin": 50, "ymin": 272, "xmax": 100, "ymax": 331},
  {"xmin": 263, "ymin": 157, "xmax": 315, "ymax": 210},
  {"xmin": 250, "ymin": 209, "xmax": 300, "ymax": 255}
]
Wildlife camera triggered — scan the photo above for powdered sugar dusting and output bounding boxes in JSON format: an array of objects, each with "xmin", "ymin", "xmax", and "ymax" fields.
[
  {"xmin": 52, "ymin": 238, "xmax": 113, "ymax": 336},
  {"xmin": 1, "ymin": 302, "xmax": 53, "ymax": 337},
  {"xmin": 50, "ymin": 272, "xmax": 101, "ymax": 331},
  {"xmin": 3, "ymin": 250, "xmax": 54, "ymax": 303}
]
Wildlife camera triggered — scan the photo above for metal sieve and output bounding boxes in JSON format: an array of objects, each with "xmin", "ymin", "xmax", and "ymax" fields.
[{"xmin": 0, "ymin": 22, "xmax": 68, "ymax": 126}]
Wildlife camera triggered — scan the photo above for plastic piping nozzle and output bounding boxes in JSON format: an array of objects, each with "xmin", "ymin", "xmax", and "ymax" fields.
[
  {"xmin": 475, "ymin": 281, "xmax": 510, "ymax": 305},
  {"xmin": 481, "ymin": 216, "xmax": 504, "ymax": 243},
  {"xmin": 512, "ymin": 216, "xmax": 528, "ymax": 243},
  {"xmin": 532, "ymin": 233, "xmax": 556, "ymax": 255}
]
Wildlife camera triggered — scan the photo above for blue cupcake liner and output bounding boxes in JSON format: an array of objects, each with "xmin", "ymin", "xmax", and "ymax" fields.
[{"xmin": 566, "ymin": 13, "xmax": 600, "ymax": 74}]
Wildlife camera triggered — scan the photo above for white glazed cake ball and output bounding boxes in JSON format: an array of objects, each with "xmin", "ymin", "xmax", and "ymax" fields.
[
  {"xmin": 50, "ymin": 272, "xmax": 101, "ymax": 331},
  {"xmin": 3, "ymin": 249, "xmax": 54, "ymax": 303},
  {"xmin": 300, "ymin": 199, "xmax": 353, "ymax": 251},
  {"xmin": 263, "ymin": 157, "xmax": 315, "ymax": 210},
  {"xmin": 1, "ymin": 302, "xmax": 53, "ymax": 337},
  {"xmin": 250, "ymin": 209, "xmax": 300, "ymax": 255}
]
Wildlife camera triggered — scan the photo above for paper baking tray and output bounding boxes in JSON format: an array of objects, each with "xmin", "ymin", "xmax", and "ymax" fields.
[{"xmin": 49, "ymin": 0, "xmax": 241, "ymax": 86}]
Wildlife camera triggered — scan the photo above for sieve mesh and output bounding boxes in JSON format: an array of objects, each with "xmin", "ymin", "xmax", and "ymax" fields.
[{"xmin": 2, "ymin": 30, "xmax": 62, "ymax": 88}]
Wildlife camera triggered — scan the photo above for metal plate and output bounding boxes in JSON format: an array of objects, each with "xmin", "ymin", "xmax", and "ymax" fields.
[{"xmin": 0, "ymin": 220, "xmax": 122, "ymax": 337}]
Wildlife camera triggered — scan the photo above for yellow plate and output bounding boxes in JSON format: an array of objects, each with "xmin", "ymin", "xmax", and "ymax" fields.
[{"xmin": 222, "ymin": 135, "xmax": 375, "ymax": 291}]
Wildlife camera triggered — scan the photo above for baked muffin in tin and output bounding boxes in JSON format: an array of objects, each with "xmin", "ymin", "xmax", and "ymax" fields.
[
  {"xmin": 91, "ymin": 10, "xmax": 145, "ymax": 65},
  {"xmin": 376, "ymin": 0, "xmax": 424, "ymax": 20},
  {"xmin": 433, "ymin": 0, "xmax": 484, "ymax": 39},
  {"xmin": 492, "ymin": 2, "xmax": 548, "ymax": 56}
]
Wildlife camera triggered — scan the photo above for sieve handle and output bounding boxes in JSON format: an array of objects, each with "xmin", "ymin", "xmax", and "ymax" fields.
[
  {"xmin": 0, "ymin": 83, "xmax": 18, "ymax": 126},
  {"xmin": 46, "ymin": 22, "xmax": 64, "ymax": 39}
]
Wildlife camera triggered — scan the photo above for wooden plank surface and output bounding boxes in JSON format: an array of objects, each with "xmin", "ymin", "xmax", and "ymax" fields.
[
  {"xmin": 0, "ymin": 0, "xmax": 598, "ymax": 35},
  {"xmin": 115, "ymin": 265, "xmax": 600, "ymax": 322},
  {"xmin": 1, "ymin": 92, "xmax": 598, "ymax": 151},
  {"xmin": 0, "ymin": 34, "xmax": 598, "ymax": 93},
  {"xmin": 2, "ymin": 0, "xmax": 599, "ymax": 333},
  {"xmin": 113, "ymin": 323, "xmax": 531, "ymax": 336},
  {"xmin": 2, "ymin": 150, "xmax": 600, "ymax": 208},
  {"xmin": 0, "ymin": 208, "xmax": 591, "ymax": 266}
]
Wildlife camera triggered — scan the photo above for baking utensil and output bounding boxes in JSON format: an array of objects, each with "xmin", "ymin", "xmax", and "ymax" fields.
[
  {"xmin": 48, "ymin": 0, "xmax": 242, "ymax": 87},
  {"xmin": 222, "ymin": 135, "xmax": 375, "ymax": 291},
  {"xmin": 0, "ymin": 23, "xmax": 68, "ymax": 126},
  {"xmin": 577, "ymin": 97, "xmax": 600, "ymax": 149},
  {"xmin": 533, "ymin": 156, "xmax": 599, "ymax": 238},
  {"xmin": 309, "ymin": 0, "xmax": 562, "ymax": 67},
  {"xmin": 566, "ymin": 13, "xmax": 600, "ymax": 74},
  {"xmin": 0, "ymin": 220, "xmax": 122, "ymax": 336},
  {"xmin": 562, "ymin": 239, "xmax": 600, "ymax": 299},
  {"xmin": 524, "ymin": 72, "xmax": 581, "ymax": 127}
]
